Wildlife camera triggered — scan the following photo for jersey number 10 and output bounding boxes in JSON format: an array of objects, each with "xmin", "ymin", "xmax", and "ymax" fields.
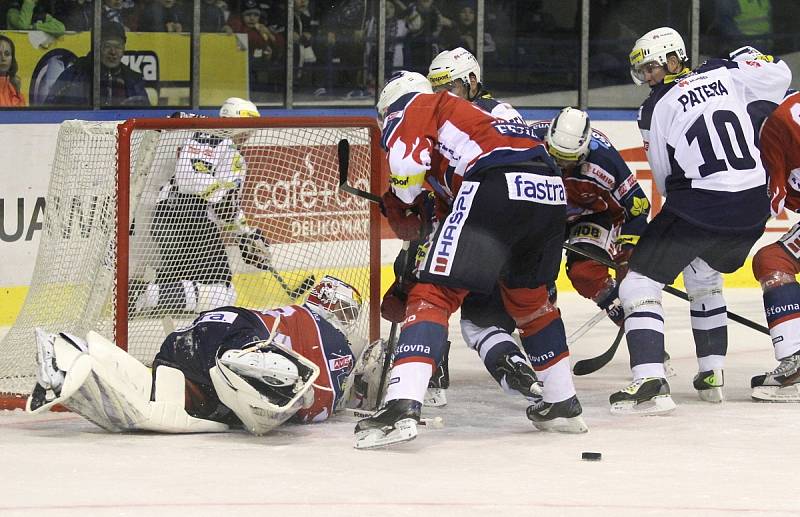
[{"xmin": 686, "ymin": 109, "xmax": 756, "ymax": 177}]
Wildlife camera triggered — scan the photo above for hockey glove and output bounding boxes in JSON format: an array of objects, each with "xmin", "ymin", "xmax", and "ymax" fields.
[
  {"xmin": 380, "ymin": 278, "xmax": 415, "ymax": 323},
  {"xmin": 381, "ymin": 190, "xmax": 430, "ymax": 241},
  {"xmin": 613, "ymin": 243, "xmax": 635, "ymax": 282},
  {"xmin": 238, "ymin": 228, "xmax": 273, "ymax": 270},
  {"xmin": 595, "ymin": 280, "xmax": 624, "ymax": 328}
]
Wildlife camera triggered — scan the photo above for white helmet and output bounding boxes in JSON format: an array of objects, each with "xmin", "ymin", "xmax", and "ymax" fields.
[
  {"xmin": 219, "ymin": 97, "xmax": 260, "ymax": 118},
  {"xmin": 376, "ymin": 71, "xmax": 433, "ymax": 123},
  {"xmin": 427, "ymin": 47, "xmax": 481, "ymax": 92},
  {"xmin": 545, "ymin": 107, "xmax": 591, "ymax": 163},
  {"xmin": 305, "ymin": 275, "xmax": 363, "ymax": 327},
  {"xmin": 629, "ymin": 27, "xmax": 688, "ymax": 85}
]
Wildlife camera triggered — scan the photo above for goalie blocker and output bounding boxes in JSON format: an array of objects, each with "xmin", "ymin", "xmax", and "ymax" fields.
[{"xmin": 27, "ymin": 276, "xmax": 378, "ymax": 435}]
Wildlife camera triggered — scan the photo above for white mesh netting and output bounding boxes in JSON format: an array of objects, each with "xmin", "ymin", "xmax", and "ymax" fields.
[{"xmin": 0, "ymin": 119, "xmax": 378, "ymax": 399}]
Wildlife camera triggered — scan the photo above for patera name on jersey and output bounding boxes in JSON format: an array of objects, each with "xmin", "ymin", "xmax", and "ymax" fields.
[{"xmin": 677, "ymin": 79, "xmax": 730, "ymax": 112}]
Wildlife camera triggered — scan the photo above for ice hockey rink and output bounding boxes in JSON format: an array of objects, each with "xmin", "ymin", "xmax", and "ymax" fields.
[{"xmin": 2, "ymin": 289, "xmax": 798, "ymax": 517}]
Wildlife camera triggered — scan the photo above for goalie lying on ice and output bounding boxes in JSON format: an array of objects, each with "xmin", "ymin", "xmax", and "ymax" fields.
[{"xmin": 26, "ymin": 275, "xmax": 385, "ymax": 435}]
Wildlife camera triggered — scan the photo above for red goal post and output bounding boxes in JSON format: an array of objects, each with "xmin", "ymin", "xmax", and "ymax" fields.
[{"xmin": 0, "ymin": 116, "xmax": 384, "ymax": 409}]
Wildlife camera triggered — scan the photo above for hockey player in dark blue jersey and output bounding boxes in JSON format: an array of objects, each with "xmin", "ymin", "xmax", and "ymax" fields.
[
  {"xmin": 614, "ymin": 28, "xmax": 792, "ymax": 415},
  {"xmin": 27, "ymin": 276, "xmax": 370, "ymax": 436},
  {"xmin": 530, "ymin": 107, "xmax": 650, "ymax": 327}
]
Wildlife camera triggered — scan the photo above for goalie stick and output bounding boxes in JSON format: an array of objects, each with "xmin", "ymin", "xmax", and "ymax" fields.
[{"xmin": 562, "ymin": 242, "xmax": 769, "ymax": 335}]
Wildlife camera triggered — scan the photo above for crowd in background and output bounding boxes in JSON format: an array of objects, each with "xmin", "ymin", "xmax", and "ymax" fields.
[{"xmin": 0, "ymin": 0, "xmax": 797, "ymax": 108}]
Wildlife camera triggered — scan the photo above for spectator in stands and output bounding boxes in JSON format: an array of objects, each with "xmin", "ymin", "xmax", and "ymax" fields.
[
  {"xmin": 102, "ymin": 0, "xmax": 134, "ymax": 30},
  {"xmin": 6, "ymin": 0, "xmax": 66, "ymax": 37},
  {"xmin": 138, "ymin": 0, "xmax": 190, "ymax": 32},
  {"xmin": 45, "ymin": 21, "xmax": 150, "ymax": 107},
  {"xmin": 0, "ymin": 35, "xmax": 25, "ymax": 106},
  {"xmin": 201, "ymin": 0, "xmax": 230, "ymax": 32},
  {"xmin": 228, "ymin": 0, "xmax": 283, "ymax": 63},
  {"xmin": 404, "ymin": 0, "xmax": 452, "ymax": 73},
  {"xmin": 59, "ymin": 0, "xmax": 93, "ymax": 31},
  {"xmin": 365, "ymin": 0, "xmax": 410, "ymax": 80},
  {"xmin": 293, "ymin": 0, "xmax": 318, "ymax": 73},
  {"xmin": 439, "ymin": 1, "xmax": 496, "ymax": 58}
]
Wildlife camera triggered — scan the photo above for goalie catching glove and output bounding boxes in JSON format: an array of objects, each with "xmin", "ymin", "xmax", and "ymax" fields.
[{"xmin": 238, "ymin": 227, "xmax": 273, "ymax": 270}]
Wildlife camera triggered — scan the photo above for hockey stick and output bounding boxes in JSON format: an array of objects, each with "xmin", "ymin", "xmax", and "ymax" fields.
[
  {"xmin": 572, "ymin": 327, "xmax": 625, "ymax": 376},
  {"xmin": 336, "ymin": 138, "xmax": 409, "ymax": 406},
  {"xmin": 265, "ymin": 265, "xmax": 316, "ymax": 300},
  {"xmin": 562, "ymin": 242, "xmax": 769, "ymax": 335},
  {"xmin": 566, "ymin": 307, "xmax": 608, "ymax": 347},
  {"xmin": 337, "ymin": 139, "xmax": 382, "ymax": 204}
]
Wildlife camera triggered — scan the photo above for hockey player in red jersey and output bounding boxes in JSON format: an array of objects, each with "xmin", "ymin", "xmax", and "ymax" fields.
[
  {"xmin": 750, "ymin": 90, "xmax": 800, "ymax": 402},
  {"xmin": 618, "ymin": 30, "xmax": 791, "ymax": 414},
  {"xmin": 27, "ymin": 276, "xmax": 365, "ymax": 435},
  {"xmin": 355, "ymin": 71, "xmax": 587, "ymax": 449},
  {"xmin": 381, "ymin": 48, "xmax": 543, "ymax": 409}
]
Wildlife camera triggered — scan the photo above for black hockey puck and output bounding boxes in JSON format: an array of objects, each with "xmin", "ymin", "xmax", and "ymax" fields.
[{"xmin": 581, "ymin": 451, "xmax": 602, "ymax": 461}]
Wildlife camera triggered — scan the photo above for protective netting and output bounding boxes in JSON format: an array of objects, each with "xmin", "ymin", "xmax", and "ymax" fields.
[{"xmin": 0, "ymin": 119, "xmax": 378, "ymax": 400}]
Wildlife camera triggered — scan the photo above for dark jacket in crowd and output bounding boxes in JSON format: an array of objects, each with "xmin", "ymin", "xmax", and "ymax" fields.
[{"xmin": 45, "ymin": 54, "xmax": 149, "ymax": 107}]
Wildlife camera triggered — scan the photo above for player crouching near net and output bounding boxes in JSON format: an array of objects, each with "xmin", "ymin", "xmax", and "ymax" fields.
[
  {"xmin": 26, "ymin": 276, "xmax": 387, "ymax": 435},
  {"xmin": 381, "ymin": 48, "xmax": 543, "ymax": 409},
  {"xmin": 355, "ymin": 71, "xmax": 588, "ymax": 449}
]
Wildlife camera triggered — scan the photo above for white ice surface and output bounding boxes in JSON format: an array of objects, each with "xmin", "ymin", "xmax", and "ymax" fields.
[{"xmin": 2, "ymin": 290, "xmax": 799, "ymax": 517}]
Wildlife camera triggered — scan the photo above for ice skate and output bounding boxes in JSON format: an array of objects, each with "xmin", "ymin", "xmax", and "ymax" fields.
[
  {"xmin": 354, "ymin": 399, "xmax": 421, "ymax": 449},
  {"xmin": 526, "ymin": 395, "xmax": 588, "ymax": 433},
  {"xmin": 609, "ymin": 377, "xmax": 676, "ymax": 415},
  {"xmin": 27, "ymin": 329, "xmax": 68, "ymax": 412},
  {"xmin": 751, "ymin": 353, "xmax": 800, "ymax": 402},
  {"xmin": 693, "ymin": 369, "xmax": 724, "ymax": 403},
  {"xmin": 496, "ymin": 351, "xmax": 543, "ymax": 402}
]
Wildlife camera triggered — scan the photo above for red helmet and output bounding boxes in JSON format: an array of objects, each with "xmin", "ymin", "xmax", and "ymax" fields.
[{"xmin": 305, "ymin": 275, "xmax": 363, "ymax": 327}]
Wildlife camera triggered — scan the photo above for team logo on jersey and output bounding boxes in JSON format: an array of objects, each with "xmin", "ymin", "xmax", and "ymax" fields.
[
  {"xmin": 630, "ymin": 196, "xmax": 650, "ymax": 216},
  {"xmin": 506, "ymin": 172, "xmax": 566, "ymax": 205},
  {"xmin": 197, "ymin": 311, "xmax": 238, "ymax": 324},
  {"xmin": 191, "ymin": 159, "xmax": 214, "ymax": 174},
  {"xmin": 581, "ymin": 163, "xmax": 615, "ymax": 190},
  {"xmin": 428, "ymin": 182, "xmax": 478, "ymax": 276},
  {"xmin": 328, "ymin": 354, "xmax": 353, "ymax": 372}
]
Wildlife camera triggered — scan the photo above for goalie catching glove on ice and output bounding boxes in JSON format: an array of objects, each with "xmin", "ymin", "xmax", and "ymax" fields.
[{"xmin": 27, "ymin": 275, "xmax": 384, "ymax": 436}]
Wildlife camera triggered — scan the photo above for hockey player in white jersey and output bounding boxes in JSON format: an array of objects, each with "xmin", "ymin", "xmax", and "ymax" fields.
[
  {"xmin": 615, "ymin": 28, "xmax": 791, "ymax": 414},
  {"xmin": 130, "ymin": 98, "xmax": 270, "ymax": 316}
]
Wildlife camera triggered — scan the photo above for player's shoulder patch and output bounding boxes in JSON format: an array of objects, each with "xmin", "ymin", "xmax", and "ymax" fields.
[{"xmin": 580, "ymin": 162, "xmax": 615, "ymax": 191}]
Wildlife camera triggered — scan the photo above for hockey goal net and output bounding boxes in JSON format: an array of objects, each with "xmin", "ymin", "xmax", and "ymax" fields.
[{"xmin": 0, "ymin": 116, "xmax": 383, "ymax": 408}]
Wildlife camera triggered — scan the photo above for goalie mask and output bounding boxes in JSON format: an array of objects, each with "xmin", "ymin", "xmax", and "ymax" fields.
[
  {"xmin": 376, "ymin": 71, "xmax": 433, "ymax": 125},
  {"xmin": 210, "ymin": 342, "xmax": 320, "ymax": 435},
  {"xmin": 629, "ymin": 27, "xmax": 688, "ymax": 85},
  {"xmin": 305, "ymin": 275, "xmax": 363, "ymax": 329},
  {"xmin": 427, "ymin": 47, "xmax": 481, "ymax": 96},
  {"xmin": 545, "ymin": 107, "xmax": 591, "ymax": 164}
]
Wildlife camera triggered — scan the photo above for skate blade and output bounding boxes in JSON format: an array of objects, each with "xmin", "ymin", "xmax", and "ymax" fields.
[
  {"xmin": 354, "ymin": 418, "xmax": 418, "ymax": 449},
  {"xmin": 697, "ymin": 387, "xmax": 724, "ymax": 403},
  {"xmin": 610, "ymin": 394, "xmax": 677, "ymax": 415},
  {"xmin": 751, "ymin": 385, "xmax": 800, "ymax": 402},
  {"xmin": 531, "ymin": 415, "xmax": 589, "ymax": 434},
  {"xmin": 424, "ymin": 388, "xmax": 447, "ymax": 407}
]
